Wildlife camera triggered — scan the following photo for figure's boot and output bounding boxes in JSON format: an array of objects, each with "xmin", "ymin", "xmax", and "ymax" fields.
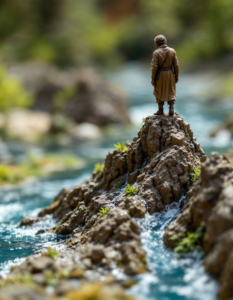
[
  {"xmin": 169, "ymin": 101, "xmax": 175, "ymax": 116},
  {"xmin": 154, "ymin": 103, "xmax": 164, "ymax": 115}
]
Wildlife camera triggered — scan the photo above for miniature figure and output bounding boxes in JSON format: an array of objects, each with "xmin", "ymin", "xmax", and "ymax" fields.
[{"xmin": 151, "ymin": 35, "xmax": 179, "ymax": 116}]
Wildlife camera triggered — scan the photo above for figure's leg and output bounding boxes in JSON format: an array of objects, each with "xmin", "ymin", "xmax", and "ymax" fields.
[
  {"xmin": 168, "ymin": 100, "xmax": 175, "ymax": 116},
  {"xmin": 154, "ymin": 100, "xmax": 164, "ymax": 115}
]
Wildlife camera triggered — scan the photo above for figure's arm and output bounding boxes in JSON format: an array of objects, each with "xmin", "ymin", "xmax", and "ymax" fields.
[
  {"xmin": 173, "ymin": 51, "xmax": 179, "ymax": 83},
  {"xmin": 151, "ymin": 52, "xmax": 158, "ymax": 86}
]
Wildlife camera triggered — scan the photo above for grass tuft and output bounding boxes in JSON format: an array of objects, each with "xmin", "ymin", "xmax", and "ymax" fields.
[
  {"xmin": 114, "ymin": 142, "xmax": 128, "ymax": 151},
  {"xmin": 97, "ymin": 207, "xmax": 109, "ymax": 218},
  {"xmin": 94, "ymin": 163, "xmax": 105, "ymax": 173}
]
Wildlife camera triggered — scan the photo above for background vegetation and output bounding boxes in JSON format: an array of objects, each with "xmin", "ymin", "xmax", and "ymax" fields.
[{"xmin": 0, "ymin": 0, "xmax": 232, "ymax": 67}]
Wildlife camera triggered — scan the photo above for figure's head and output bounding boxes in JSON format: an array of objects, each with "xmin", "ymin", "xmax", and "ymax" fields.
[{"xmin": 154, "ymin": 35, "xmax": 167, "ymax": 47}]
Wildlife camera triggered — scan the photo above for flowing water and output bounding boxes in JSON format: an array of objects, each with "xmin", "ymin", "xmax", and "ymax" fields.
[{"xmin": 1, "ymin": 63, "xmax": 232, "ymax": 299}]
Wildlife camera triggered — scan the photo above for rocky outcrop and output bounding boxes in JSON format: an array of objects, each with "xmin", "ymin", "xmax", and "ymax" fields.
[
  {"xmin": 3, "ymin": 113, "xmax": 206, "ymax": 298},
  {"xmin": 9, "ymin": 63, "xmax": 130, "ymax": 127},
  {"xmin": 164, "ymin": 152, "xmax": 233, "ymax": 299}
]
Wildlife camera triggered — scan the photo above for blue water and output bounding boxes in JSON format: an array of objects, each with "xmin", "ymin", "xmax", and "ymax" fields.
[
  {"xmin": 1, "ymin": 63, "xmax": 231, "ymax": 298},
  {"xmin": 131, "ymin": 198, "xmax": 218, "ymax": 300}
]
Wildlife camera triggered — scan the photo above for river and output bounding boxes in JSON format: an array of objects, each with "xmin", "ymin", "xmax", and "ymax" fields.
[{"xmin": 1, "ymin": 62, "xmax": 232, "ymax": 299}]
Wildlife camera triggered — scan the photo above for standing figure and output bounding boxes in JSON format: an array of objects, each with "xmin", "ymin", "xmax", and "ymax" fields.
[{"xmin": 151, "ymin": 35, "xmax": 179, "ymax": 116}]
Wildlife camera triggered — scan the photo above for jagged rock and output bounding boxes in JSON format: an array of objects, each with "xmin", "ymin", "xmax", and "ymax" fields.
[
  {"xmin": 12, "ymin": 255, "xmax": 57, "ymax": 275},
  {"xmin": 20, "ymin": 216, "xmax": 45, "ymax": 227},
  {"xmin": 164, "ymin": 152, "xmax": 233, "ymax": 248},
  {"xmin": 12, "ymin": 113, "xmax": 205, "ymax": 297},
  {"xmin": 164, "ymin": 152, "xmax": 233, "ymax": 299}
]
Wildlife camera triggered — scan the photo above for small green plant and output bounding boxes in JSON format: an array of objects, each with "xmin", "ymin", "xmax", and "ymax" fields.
[
  {"xmin": 97, "ymin": 207, "xmax": 109, "ymax": 218},
  {"xmin": 141, "ymin": 117, "xmax": 146, "ymax": 126},
  {"xmin": 124, "ymin": 183, "xmax": 137, "ymax": 197},
  {"xmin": 170, "ymin": 227, "xmax": 204, "ymax": 254},
  {"xmin": 45, "ymin": 247, "xmax": 58, "ymax": 259},
  {"xmin": 94, "ymin": 163, "xmax": 105, "ymax": 173},
  {"xmin": 115, "ymin": 180, "xmax": 125, "ymax": 188},
  {"xmin": 114, "ymin": 142, "xmax": 128, "ymax": 151},
  {"xmin": 192, "ymin": 166, "xmax": 201, "ymax": 181},
  {"xmin": 85, "ymin": 207, "xmax": 88, "ymax": 212}
]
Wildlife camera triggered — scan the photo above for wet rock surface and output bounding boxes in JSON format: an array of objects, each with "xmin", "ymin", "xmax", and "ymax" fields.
[
  {"xmin": 2, "ymin": 113, "xmax": 206, "ymax": 299},
  {"xmin": 164, "ymin": 152, "xmax": 233, "ymax": 299}
]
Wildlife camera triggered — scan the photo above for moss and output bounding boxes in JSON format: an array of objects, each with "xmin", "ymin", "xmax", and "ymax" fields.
[
  {"xmin": 115, "ymin": 180, "xmax": 125, "ymax": 188},
  {"xmin": 192, "ymin": 166, "xmax": 201, "ymax": 182},
  {"xmin": 170, "ymin": 227, "xmax": 204, "ymax": 254}
]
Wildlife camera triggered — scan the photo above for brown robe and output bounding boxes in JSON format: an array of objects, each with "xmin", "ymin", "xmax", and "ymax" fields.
[{"xmin": 151, "ymin": 45, "xmax": 179, "ymax": 103}]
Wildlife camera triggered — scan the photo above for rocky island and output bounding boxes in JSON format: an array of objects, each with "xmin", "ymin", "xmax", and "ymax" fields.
[{"xmin": 5, "ymin": 112, "xmax": 233, "ymax": 300}]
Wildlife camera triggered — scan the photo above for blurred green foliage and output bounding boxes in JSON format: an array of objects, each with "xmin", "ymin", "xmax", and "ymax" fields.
[
  {"xmin": 222, "ymin": 72, "xmax": 233, "ymax": 97},
  {"xmin": 0, "ymin": 153, "xmax": 82, "ymax": 186},
  {"xmin": 0, "ymin": 65, "xmax": 32, "ymax": 112},
  {"xmin": 0, "ymin": 0, "xmax": 232, "ymax": 66}
]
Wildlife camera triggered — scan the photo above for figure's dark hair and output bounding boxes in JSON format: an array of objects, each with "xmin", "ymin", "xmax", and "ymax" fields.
[{"xmin": 154, "ymin": 35, "xmax": 167, "ymax": 46}]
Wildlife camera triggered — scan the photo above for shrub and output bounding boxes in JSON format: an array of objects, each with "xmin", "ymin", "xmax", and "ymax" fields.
[
  {"xmin": 0, "ymin": 65, "xmax": 32, "ymax": 113},
  {"xmin": 170, "ymin": 227, "xmax": 204, "ymax": 254},
  {"xmin": 115, "ymin": 180, "xmax": 125, "ymax": 188},
  {"xmin": 114, "ymin": 142, "xmax": 128, "ymax": 151},
  {"xmin": 124, "ymin": 183, "xmax": 137, "ymax": 197},
  {"xmin": 97, "ymin": 207, "xmax": 109, "ymax": 218},
  {"xmin": 94, "ymin": 163, "xmax": 105, "ymax": 173}
]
